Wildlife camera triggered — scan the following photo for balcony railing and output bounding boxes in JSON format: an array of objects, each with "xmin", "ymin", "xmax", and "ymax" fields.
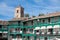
[
  {"xmin": 41, "ymin": 32, "xmax": 45, "ymax": 35},
  {"xmin": 23, "ymin": 31, "xmax": 34, "ymax": 34},
  {"xmin": 23, "ymin": 37, "xmax": 34, "ymax": 40},
  {"xmin": 11, "ymin": 38, "xmax": 22, "ymax": 40},
  {"xmin": 23, "ymin": 34, "xmax": 35, "ymax": 36},
  {"xmin": 3, "ymin": 31, "xmax": 8, "ymax": 33},
  {"xmin": 34, "ymin": 31, "xmax": 60, "ymax": 36},
  {"xmin": 0, "ymin": 28, "xmax": 2, "ymax": 33},
  {"xmin": 10, "ymin": 30, "xmax": 23, "ymax": 34},
  {"xmin": 2, "ymin": 27, "xmax": 7, "ymax": 30},
  {"xmin": 2, "ymin": 35, "xmax": 7, "ymax": 38}
]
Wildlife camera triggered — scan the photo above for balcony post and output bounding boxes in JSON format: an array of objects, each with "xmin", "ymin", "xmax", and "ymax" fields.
[
  {"xmin": 34, "ymin": 30, "xmax": 36, "ymax": 40},
  {"xmin": 22, "ymin": 28, "xmax": 24, "ymax": 40}
]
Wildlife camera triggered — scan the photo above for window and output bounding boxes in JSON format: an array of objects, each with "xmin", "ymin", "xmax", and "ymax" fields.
[
  {"xmin": 30, "ymin": 29, "xmax": 33, "ymax": 32},
  {"xmin": 17, "ymin": 10, "xmax": 19, "ymax": 13},
  {"xmin": 30, "ymin": 29, "xmax": 33, "ymax": 31},
  {"xmin": 28, "ymin": 36, "xmax": 30, "ymax": 39},
  {"xmin": 18, "ymin": 21, "xmax": 20, "ymax": 26},
  {"xmin": 45, "ymin": 37, "xmax": 47, "ymax": 40},
  {"xmin": 48, "ymin": 28, "xmax": 53, "ymax": 34},
  {"xmin": 31, "ymin": 20, "xmax": 33, "ymax": 25},
  {"xmin": 0, "ymin": 33, "xmax": 2, "ymax": 36},
  {"xmin": 0, "ymin": 25, "xmax": 2, "ymax": 28},
  {"xmin": 54, "ymin": 17, "xmax": 58, "ymax": 22},
  {"xmin": 48, "ymin": 18, "xmax": 50, "ymax": 23},
  {"xmin": 42, "ymin": 20, "xmax": 45, "ymax": 23},
  {"xmin": 36, "ymin": 30, "xmax": 39, "ymax": 32}
]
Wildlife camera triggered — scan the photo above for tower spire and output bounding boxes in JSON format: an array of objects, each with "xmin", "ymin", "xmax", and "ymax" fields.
[{"xmin": 15, "ymin": 5, "xmax": 24, "ymax": 18}]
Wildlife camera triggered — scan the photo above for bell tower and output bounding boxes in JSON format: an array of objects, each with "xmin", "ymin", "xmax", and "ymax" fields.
[{"xmin": 15, "ymin": 6, "xmax": 24, "ymax": 18}]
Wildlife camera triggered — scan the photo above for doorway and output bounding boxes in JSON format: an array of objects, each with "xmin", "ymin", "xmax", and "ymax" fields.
[
  {"xmin": 2, "ymin": 38, "xmax": 8, "ymax": 40},
  {"xmin": 48, "ymin": 28, "xmax": 53, "ymax": 34},
  {"xmin": 45, "ymin": 37, "xmax": 47, "ymax": 40}
]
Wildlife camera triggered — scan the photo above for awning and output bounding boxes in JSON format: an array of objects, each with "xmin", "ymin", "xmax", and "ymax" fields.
[
  {"xmin": 41, "ymin": 26, "xmax": 46, "ymax": 29},
  {"xmin": 53, "ymin": 25, "xmax": 60, "ymax": 28},
  {"xmin": 34, "ymin": 27, "xmax": 40, "ymax": 30},
  {"xmin": 47, "ymin": 26, "xmax": 53, "ymax": 29}
]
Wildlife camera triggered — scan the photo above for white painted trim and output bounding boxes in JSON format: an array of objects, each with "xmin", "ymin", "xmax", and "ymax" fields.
[
  {"xmin": 53, "ymin": 32, "xmax": 56, "ymax": 34},
  {"xmin": 36, "ymin": 32, "xmax": 40, "ymax": 34},
  {"xmin": 34, "ymin": 27, "xmax": 40, "ymax": 30},
  {"xmin": 20, "ymin": 31, "xmax": 22, "ymax": 33},
  {"xmin": 53, "ymin": 25, "xmax": 60, "ymax": 28},
  {"xmin": 12, "ymin": 30, "xmax": 15, "ymax": 32},
  {"xmin": 47, "ymin": 32, "xmax": 50, "ymax": 34},
  {"xmin": 12, "ymin": 38, "xmax": 22, "ymax": 40},
  {"xmin": 3, "ymin": 31, "xmax": 8, "ymax": 33},
  {"xmin": 0, "ymin": 31, "xmax": 2, "ymax": 33},
  {"xmin": 41, "ymin": 26, "xmax": 46, "ymax": 29},
  {"xmin": 33, "ymin": 31, "xmax": 34, "ymax": 34},
  {"xmin": 42, "ymin": 32, "xmax": 45, "ymax": 34},
  {"xmin": 58, "ymin": 32, "xmax": 60, "ymax": 34},
  {"xmin": 18, "ymin": 38, "xmax": 22, "ymax": 40},
  {"xmin": 12, "ymin": 38, "xmax": 15, "ymax": 40},
  {"xmin": 47, "ymin": 26, "xmax": 53, "ymax": 29}
]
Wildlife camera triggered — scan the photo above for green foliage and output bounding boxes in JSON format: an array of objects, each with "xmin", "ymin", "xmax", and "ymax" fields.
[
  {"xmin": 32, "ymin": 15, "xmax": 36, "ymax": 18},
  {"xmin": 24, "ymin": 14, "xmax": 29, "ymax": 17},
  {"xmin": 38, "ymin": 13, "xmax": 45, "ymax": 16}
]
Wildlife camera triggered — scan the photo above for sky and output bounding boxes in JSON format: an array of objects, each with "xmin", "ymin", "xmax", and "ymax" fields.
[{"xmin": 0, "ymin": 0, "xmax": 60, "ymax": 20}]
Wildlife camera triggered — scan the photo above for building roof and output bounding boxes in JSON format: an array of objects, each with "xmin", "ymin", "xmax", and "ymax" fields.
[
  {"xmin": 0, "ymin": 21, "xmax": 9, "ymax": 25},
  {"xmin": 24, "ymin": 12, "xmax": 60, "ymax": 21},
  {"xmin": 10, "ymin": 12, "xmax": 60, "ymax": 22},
  {"xmin": 33, "ymin": 12, "xmax": 60, "ymax": 19},
  {"xmin": 0, "ymin": 12, "xmax": 60, "ymax": 25},
  {"xmin": 10, "ymin": 17, "xmax": 28, "ymax": 21}
]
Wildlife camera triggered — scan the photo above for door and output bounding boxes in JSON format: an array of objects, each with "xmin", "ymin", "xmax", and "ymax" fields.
[{"xmin": 45, "ymin": 37, "xmax": 47, "ymax": 40}]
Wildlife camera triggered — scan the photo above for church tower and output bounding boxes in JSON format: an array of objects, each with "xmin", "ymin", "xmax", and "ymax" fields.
[{"xmin": 15, "ymin": 6, "xmax": 24, "ymax": 18}]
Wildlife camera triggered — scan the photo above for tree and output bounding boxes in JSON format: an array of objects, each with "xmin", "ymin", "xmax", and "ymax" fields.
[
  {"xmin": 38, "ymin": 13, "xmax": 45, "ymax": 16},
  {"xmin": 24, "ymin": 14, "xmax": 29, "ymax": 17},
  {"xmin": 32, "ymin": 15, "xmax": 36, "ymax": 18}
]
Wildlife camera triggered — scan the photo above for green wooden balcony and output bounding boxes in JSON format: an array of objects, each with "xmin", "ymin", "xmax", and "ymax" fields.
[
  {"xmin": 9, "ymin": 24, "xmax": 18, "ymax": 26},
  {"xmin": 2, "ymin": 28, "xmax": 8, "ymax": 31},
  {"xmin": 9, "ymin": 23, "xmax": 23, "ymax": 26},
  {"xmin": 23, "ymin": 25, "xmax": 35, "ymax": 28},
  {"xmin": 9, "ymin": 31, "xmax": 23, "ymax": 35},
  {"xmin": 22, "ymin": 34, "xmax": 36, "ymax": 36},
  {"xmin": 8, "ymin": 20, "xmax": 60, "ymax": 28},
  {"xmin": 0, "ymin": 28, "xmax": 2, "ymax": 31},
  {"xmin": 8, "ymin": 26, "xmax": 23, "ymax": 28},
  {"xmin": 0, "ymin": 28, "xmax": 2, "ymax": 33}
]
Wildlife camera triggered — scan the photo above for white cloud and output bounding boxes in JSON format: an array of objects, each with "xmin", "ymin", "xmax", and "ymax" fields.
[
  {"xmin": 0, "ymin": 2, "xmax": 14, "ymax": 19},
  {"xmin": 32, "ymin": 0, "xmax": 60, "ymax": 12},
  {"xmin": 48, "ymin": 0, "xmax": 60, "ymax": 6},
  {"xmin": 33, "ymin": 0, "xmax": 45, "ymax": 5},
  {"xmin": 34, "ymin": 0, "xmax": 43, "ymax": 2},
  {"xmin": 0, "ymin": 2, "xmax": 15, "ymax": 20},
  {"xmin": 45, "ymin": 6, "xmax": 60, "ymax": 9},
  {"xmin": 39, "ymin": 6, "xmax": 60, "ymax": 14},
  {"xmin": 49, "ymin": 0, "xmax": 60, "ymax": 3}
]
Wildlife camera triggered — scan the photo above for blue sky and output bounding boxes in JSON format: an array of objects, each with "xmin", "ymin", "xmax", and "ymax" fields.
[{"xmin": 0, "ymin": 0, "xmax": 60, "ymax": 20}]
